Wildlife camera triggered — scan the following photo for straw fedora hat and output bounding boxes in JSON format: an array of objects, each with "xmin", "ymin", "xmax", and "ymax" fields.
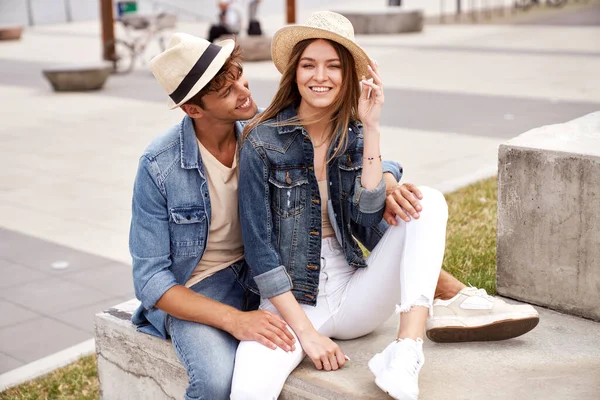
[
  {"xmin": 150, "ymin": 32, "xmax": 235, "ymax": 109},
  {"xmin": 271, "ymin": 11, "xmax": 371, "ymax": 81}
]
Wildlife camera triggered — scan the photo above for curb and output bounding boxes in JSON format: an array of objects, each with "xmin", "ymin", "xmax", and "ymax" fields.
[{"xmin": 0, "ymin": 338, "xmax": 96, "ymax": 392}]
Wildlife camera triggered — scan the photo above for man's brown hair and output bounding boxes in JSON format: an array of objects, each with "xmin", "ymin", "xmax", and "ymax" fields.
[{"xmin": 185, "ymin": 44, "xmax": 243, "ymax": 108}]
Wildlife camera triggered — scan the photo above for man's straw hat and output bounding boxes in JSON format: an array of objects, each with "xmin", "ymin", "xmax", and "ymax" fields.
[
  {"xmin": 150, "ymin": 33, "xmax": 235, "ymax": 109},
  {"xmin": 271, "ymin": 11, "xmax": 371, "ymax": 80}
]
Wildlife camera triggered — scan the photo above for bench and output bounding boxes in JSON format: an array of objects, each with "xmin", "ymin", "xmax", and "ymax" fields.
[
  {"xmin": 0, "ymin": 26, "xmax": 23, "ymax": 41},
  {"xmin": 217, "ymin": 34, "xmax": 272, "ymax": 62},
  {"xmin": 333, "ymin": 8, "xmax": 424, "ymax": 34},
  {"xmin": 42, "ymin": 62, "xmax": 112, "ymax": 92},
  {"xmin": 497, "ymin": 111, "xmax": 600, "ymax": 321}
]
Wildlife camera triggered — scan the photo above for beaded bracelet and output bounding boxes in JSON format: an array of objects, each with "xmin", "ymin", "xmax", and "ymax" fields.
[{"xmin": 363, "ymin": 155, "xmax": 382, "ymax": 165}]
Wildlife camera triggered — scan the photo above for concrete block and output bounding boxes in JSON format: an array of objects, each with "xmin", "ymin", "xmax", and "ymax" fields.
[
  {"xmin": 218, "ymin": 35, "xmax": 272, "ymax": 62},
  {"xmin": 96, "ymin": 298, "xmax": 600, "ymax": 399},
  {"xmin": 333, "ymin": 8, "xmax": 423, "ymax": 34},
  {"xmin": 42, "ymin": 63, "xmax": 111, "ymax": 92},
  {"xmin": 0, "ymin": 26, "xmax": 23, "ymax": 41},
  {"xmin": 497, "ymin": 111, "xmax": 600, "ymax": 321}
]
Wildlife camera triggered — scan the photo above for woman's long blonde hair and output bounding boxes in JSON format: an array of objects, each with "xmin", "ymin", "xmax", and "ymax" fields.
[{"xmin": 242, "ymin": 38, "xmax": 361, "ymax": 160}]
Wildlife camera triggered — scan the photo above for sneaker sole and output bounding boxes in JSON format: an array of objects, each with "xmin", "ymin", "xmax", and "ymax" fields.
[{"xmin": 426, "ymin": 316, "xmax": 539, "ymax": 343}]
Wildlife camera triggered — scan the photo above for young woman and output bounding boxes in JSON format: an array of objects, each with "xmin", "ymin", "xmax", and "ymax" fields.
[{"xmin": 231, "ymin": 11, "xmax": 448, "ymax": 400}]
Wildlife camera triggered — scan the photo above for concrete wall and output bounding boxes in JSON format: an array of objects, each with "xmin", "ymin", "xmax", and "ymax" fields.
[{"xmin": 497, "ymin": 111, "xmax": 600, "ymax": 321}]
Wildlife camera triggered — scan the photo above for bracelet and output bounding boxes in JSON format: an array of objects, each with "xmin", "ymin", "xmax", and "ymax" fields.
[{"xmin": 363, "ymin": 155, "xmax": 382, "ymax": 165}]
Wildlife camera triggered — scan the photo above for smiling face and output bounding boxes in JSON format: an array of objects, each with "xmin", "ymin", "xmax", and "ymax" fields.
[
  {"xmin": 197, "ymin": 72, "xmax": 257, "ymax": 122},
  {"xmin": 296, "ymin": 39, "xmax": 343, "ymax": 116}
]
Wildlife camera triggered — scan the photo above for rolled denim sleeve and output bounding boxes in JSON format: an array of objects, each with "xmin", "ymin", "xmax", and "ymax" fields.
[
  {"xmin": 382, "ymin": 159, "xmax": 403, "ymax": 182},
  {"xmin": 238, "ymin": 137, "xmax": 293, "ymax": 298},
  {"xmin": 129, "ymin": 156, "xmax": 178, "ymax": 310}
]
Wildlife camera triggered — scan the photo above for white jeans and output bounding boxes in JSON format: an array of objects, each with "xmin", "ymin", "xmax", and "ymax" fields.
[{"xmin": 231, "ymin": 186, "xmax": 448, "ymax": 400}]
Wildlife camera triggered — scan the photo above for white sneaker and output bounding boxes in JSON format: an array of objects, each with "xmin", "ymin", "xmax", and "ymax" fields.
[
  {"xmin": 368, "ymin": 338, "xmax": 424, "ymax": 400},
  {"xmin": 426, "ymin": 286, "xmax": 539, "ymax": 343}
]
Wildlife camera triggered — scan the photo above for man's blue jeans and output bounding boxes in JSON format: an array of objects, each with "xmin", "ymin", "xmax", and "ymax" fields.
[{"xmin": 166, "ymin": 262, "xmax": 258, "ymax": 400}]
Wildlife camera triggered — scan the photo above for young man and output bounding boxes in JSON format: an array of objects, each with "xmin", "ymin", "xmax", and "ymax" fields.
[{"xmin": 130, "ymin": 33, "xmax": 538, "ymax": 400}]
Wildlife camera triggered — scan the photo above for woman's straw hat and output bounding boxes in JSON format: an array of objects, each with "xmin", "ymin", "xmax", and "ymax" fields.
[
  {"xmin": 150, "ymin": 32, "xmax": 235, "ymax": 109},
  {"xmin": 271, "ymin": 11, "xmax": 371, "ymax": 80}
]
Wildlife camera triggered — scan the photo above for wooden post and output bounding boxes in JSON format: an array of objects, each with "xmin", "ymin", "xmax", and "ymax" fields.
[
  {"xmin": 100, "ymin": 0, "xmax": 115, "ymax": 61},
  {"xmin": 286, "ymin": 0, "xmax": 296, "ymax": 24}
]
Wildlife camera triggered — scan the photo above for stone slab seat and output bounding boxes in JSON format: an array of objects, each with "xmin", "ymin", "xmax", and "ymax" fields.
[
  {"xmin": 0, "ymin": 26, "xmax": 23, "ymax": 41},
  {"xmin": 96, "ymin": 298, "xmax": 600, "ymax": 399},
  {"xmin": 333, "ymin": 7, "xmax": 424, "ymax": 34},
  {"xmin": 95, "ymin": 299, "xmax": 399, "ymax": 400},
  {"xmin": 497, "ymin": 111, "xmax": 600, "ymax": 321},
  {"xmin": 217, "ymin": 35, "xmax": 272, "ymax": 62},
  {"xmin": 42, "ymin": 62, "xmax": 112, "ymax": 92}
]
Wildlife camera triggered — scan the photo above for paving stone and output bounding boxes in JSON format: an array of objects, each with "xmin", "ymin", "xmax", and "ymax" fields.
[
  {"xmin": 65, "ymin": 263, "xmax": 134, "ymax": 298},
  {"xmin": 0, "ymin": 227, "xmax": 113, "ymax": 273},
  {"xmin": 0, "ymin": 258, "xmax": 48, "ymax": 289},
  {"xmin": 0, "ymin": 317, "xmax": 89, "ymax": 364},
  {"xmin": 0, "ymin": 300, "xmax": 41, "ymax": 329},
  {"xmin": 54, "ymin": 298, "xmax": 128, "ymax": 334},
  {"xmin": 0, "ymin": 352, "xmax": 24, "ymax": 374},
  {"xmin": 1, "ymin": 278, "xmax": 112, "ymax": 315}
]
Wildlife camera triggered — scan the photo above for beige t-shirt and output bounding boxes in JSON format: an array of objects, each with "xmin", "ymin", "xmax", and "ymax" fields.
[
  {"xmin": 185, "ymin": 139, "xmax": 244, "ymax": 287},
  {"xmin": 317, "ymin": 180, "xmax": 335, "ymax": 238}
]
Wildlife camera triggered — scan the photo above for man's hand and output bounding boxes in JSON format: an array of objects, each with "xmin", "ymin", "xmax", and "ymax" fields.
[
  {"xmin": 384, "ymin": 182, "xmax": 423, "ymax": 225},
  {"xmin": 227, "ymin": 310, "xmax": 296, "ymax": 352}
]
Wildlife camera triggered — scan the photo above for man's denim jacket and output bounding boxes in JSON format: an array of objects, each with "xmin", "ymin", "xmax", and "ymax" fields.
[
  {"xmin": 129, "ymin": 115, "xmax": 255, "ymax": 339},
  {"xmin": 239, "ymin": 105, "xmax": 402, "ymax": 306}
]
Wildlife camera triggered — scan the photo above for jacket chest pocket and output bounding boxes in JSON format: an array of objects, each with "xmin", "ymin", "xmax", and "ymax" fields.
[
  {"xmin": 269, "ymin": 166, "xmax": 308, "ymax": 218},
  {"xmin": 338, "ymin": 152, "xmax": 363, "ymax": 198},
  {"xmin": 169, "ymin": 206, "xmax": 206, "ymax": 257}
]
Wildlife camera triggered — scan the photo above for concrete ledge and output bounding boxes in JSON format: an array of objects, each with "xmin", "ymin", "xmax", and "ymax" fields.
[
  {"xmin": 0, "ymin": 26, "xmax": 23, "ymax": 41},
  {"xmin": 218, "ymin": 35, "xmax": 272, "ymax": 62},
  {"xmin": 96, "ymin": 298, "xmax": 600, "ymax": 399},
  {"xmin": 333, "ymin": 8, "xmax": 424, "ymax": 34},
  {"xmin": 497, "ymin": 111, "xmax": 600, "ymax": 321},
  {"xmin": 42, "ymin": 63, "xmax": 112, "ymax": 92}
]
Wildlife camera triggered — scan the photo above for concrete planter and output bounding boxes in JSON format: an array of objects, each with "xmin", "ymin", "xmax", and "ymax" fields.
[
  {"xmin": 0, "ymin": 26, "xmax": 23, "ymax": 41},
  {"xmin": 334, "ymin": 8, "xmax": 424, "ymax": 34},
  {"xmin": 43, "ymin": 63, "xmax": 112, "ymax": 92}
]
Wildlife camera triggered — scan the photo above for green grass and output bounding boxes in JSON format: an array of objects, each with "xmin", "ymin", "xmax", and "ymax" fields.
[
  {"xmin": 0, "ymin": 355, "xmax": 99, "ymax": 400},
  {"xmin": 0, "ymin": 178, "xmax": 497, "ymax": 399},
  {"xmin": 441, "ymin": 177, "xmax": 497, "ymax": 294}
]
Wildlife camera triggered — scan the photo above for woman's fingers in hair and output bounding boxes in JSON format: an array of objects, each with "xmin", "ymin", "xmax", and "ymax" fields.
[{"xmin": 367, "ymin": 62, "xmax": 383, "ymax": 88}]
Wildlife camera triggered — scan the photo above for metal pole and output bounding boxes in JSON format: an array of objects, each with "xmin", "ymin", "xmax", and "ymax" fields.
[
  {"xmin": 26, "ymin": 0, "xmax": 34, "ymax": 26},
  {"xmin": 100, "ymin": 0, "xmax": 115, "ymax": 61},
  {"xmin": 286, "ymin": 0, "xmax": 296, "ymax": 24},
  {"xmin": 456, "ymin": 0, "xmax": 462, "ymax": 21},
  {"xmin": 64, "ymin": 0, "xmax": 73, "ymax": 22}
]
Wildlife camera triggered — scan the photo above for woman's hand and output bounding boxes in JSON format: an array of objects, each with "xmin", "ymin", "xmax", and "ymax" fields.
[
  {"xmin": 297, "ymin": 329, "xmax": 347, "ymax": 371},
  {"xmin": 358, "ymin": 59, "xmax": 385, "ymax": 130}
]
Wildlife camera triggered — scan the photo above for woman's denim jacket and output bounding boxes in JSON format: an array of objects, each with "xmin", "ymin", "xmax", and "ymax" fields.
[
  {"xmin": 129, "ymin": 115, "xmax": 257, "ymax": 339},
  {"xmin": 239, "ymin": 105, "xmax": 402, "ymax": 306}
]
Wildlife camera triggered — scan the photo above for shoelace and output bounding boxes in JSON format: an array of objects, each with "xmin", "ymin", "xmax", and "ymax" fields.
[{"xmin": 466, "ymin": 284, "xmax": 494, "ymax": 300}]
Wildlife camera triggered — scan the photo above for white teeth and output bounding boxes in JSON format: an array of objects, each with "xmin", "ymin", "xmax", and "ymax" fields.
[
  {"xmin": 238, "ymin": 98, "xmax": 250, "ymax": 108},
  {"xmin": 311, "ymin": 87, "xmax": 331, "ymax": 93}
]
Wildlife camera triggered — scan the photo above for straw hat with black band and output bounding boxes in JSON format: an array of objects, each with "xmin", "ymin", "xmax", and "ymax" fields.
[
  {"xmin": 271, "ymin": 11, "xmax": 372, "ymax": 81},
  {"xmin": 150, "ymin": 32, "xmax": 235, "ymax": 109}
]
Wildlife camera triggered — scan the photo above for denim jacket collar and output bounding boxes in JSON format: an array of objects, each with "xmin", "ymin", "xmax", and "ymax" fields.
[
  {"xmin": 180, "ymin": 115, "xmax": 245, "ymax": 171},
  {"xmin": 276, "ymin": 105, "xmax": 303, "ymax": 135},
  {"xmin": 180, "ymin": 115, "xmax": 201, "ymax": 170}
]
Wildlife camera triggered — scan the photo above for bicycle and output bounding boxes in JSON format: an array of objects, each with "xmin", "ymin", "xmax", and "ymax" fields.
[{"xmin": 104, "ymin": 12, "xmax": 177, "ymax": 74}]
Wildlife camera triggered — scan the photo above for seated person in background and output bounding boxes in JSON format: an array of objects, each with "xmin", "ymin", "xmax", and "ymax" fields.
[{"xmin": 208, "ymin": 0, "xmax": 241, "ymax": 43}]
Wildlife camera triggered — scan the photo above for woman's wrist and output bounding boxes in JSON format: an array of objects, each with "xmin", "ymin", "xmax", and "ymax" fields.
[{"xmin": 362, "ymin": 123, "xmax": 380, "ymax": 134}]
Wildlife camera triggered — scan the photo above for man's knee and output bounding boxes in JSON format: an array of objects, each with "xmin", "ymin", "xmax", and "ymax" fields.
[{"xmin": 186, "ymin": 372, "xmax": 232, "ymax": 400}]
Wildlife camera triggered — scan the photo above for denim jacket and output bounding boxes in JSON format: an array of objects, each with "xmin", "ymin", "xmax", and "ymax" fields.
[
  {"xmin": 129, "ymin": 115, "xmax": 255, "ymax": 339},
  {"xmin": 238, "ymin": 105, "xmax": 402, "ymax": 306}
]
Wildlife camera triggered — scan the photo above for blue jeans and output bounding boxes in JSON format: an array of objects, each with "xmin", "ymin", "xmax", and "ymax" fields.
[{"xmin": 166, "ymin": 262, "xmax": 259, "ymax": 400}]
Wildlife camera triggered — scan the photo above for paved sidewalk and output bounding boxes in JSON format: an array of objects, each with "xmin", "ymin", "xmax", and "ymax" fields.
[{"xmin": 1, "ymin": 0, "xmax": 599, "ymax": 390}]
